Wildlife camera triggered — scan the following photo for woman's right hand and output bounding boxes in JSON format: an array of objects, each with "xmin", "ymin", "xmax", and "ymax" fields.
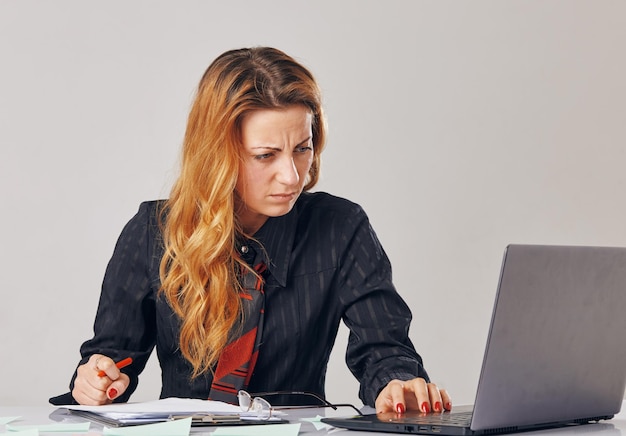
[{"xmin": 72, "ymin": 354, "xmax": 130, "ymax": 405}]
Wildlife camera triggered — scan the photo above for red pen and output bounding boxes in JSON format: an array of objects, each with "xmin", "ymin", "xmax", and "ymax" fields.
[{"xmin": 98, "ymin": 357, "xmax": 133, "ymax": 377}]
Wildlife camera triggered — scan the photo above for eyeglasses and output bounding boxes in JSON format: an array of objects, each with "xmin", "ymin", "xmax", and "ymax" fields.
[
  {"xmin": 238, "ymin": 390, "xmax": 363, "ymax": 419},
  {"xmin": 238, "ymin": 390, "xmax": 274, "ymax": 420}
]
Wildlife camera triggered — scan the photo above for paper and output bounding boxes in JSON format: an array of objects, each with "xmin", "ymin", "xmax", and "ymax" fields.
[
  {"xmin": 62, "ymin": 397, "xmax": 285, "ymax": 425},
  {"xmin": 5, "ymin": 421, "xmax": 90, "ymax": 432},
  {"xmin": 212, "ymin": 422, "xmax": 301, "ymax": 436},
  {"xmin": 103, "ymin": 417, "xmax": 192, "ymax": 436},
  {"xmin": 65, "ymin": 397, "xmax": 241, "ymax": 414},
  {"xmin": 300, "ymin": 415, "xmax": 332, "ymax": 430},
  {"xmin": 0, "ymin": 416, "xmax": 20, "ymax": 425}
]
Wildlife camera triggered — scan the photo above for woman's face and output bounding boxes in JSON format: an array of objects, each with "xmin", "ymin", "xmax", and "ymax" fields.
[{"xmin": 235, "ymin": 105, "xmax": 313, "ymax": 234}]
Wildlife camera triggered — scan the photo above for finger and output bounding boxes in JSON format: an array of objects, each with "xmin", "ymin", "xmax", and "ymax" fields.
[
  {"xmin": 86, "ymin": 356, "xmax": 115, "ymax": 390},
  {"xmin": 427, "ymin": 383, "xmax": 444, "ymax": 413},
  {"xmin": 374, "ymin": 391, "xmax": 389, "ymax": 414},
  {"xmin": 72, "ymin": 383, "xmax": 110, "ymax": 405},
  {"xmin": 106, "ymin": 373, "xmax": 130, "ymax": 401},
  {"xmin": 94, "ymin": 355, "xmax": 122, "ymax": 381},
  {"xmin": 405, "ymin": 378, "xmax": 430, "ymax": 413},
  {"xmin": 375, "ymin": 380, "xmax": 405, "ymax": 414},
  {"xmin": 388, "ymin": 380, "xmax": 407, "ymax": 414},
  {"xmin": 90, "ymin": 354, "xmax": 105, "ymax": 371},
  {"xmin": 440, "ymin": 388, "xmax": 453, "ymax": 411}
]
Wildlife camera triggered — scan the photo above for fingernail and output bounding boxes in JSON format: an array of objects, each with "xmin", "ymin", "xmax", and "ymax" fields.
[
  {"xmin": 108, "ymin": 388, "xmax": 118, "ymax": 399},
  {"xmin": 446, "ymin": 402, "xmax": 452, "ymax": 410},
  {"xmin": 395, "ymin": 403, "xmax": 405, "ymax": 414},
  {"xmin": 421, "ymin": 402, "xmax": 430, "ymax": 413},
  {"xmin": 434, "ymin": 401, "xmax": 442, "ymax": 412}
]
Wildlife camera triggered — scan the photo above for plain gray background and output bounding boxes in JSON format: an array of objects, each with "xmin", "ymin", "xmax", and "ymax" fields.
[{"xmin": 1, "ymin": 0, "xmax": 625, "ymax": 407}]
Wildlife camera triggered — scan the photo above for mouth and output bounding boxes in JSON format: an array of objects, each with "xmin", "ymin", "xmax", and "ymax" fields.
[{"xmin": 270, "ymin": 192, "xmax": 298, "ymax": 201}]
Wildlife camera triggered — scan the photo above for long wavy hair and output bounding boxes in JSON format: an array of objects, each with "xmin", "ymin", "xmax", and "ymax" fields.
[{"xmin": 159, "ymin": 47, "xmax": 326, "ymax": 378}]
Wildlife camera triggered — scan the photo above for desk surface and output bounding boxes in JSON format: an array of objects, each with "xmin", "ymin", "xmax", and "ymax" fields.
[{"xmin": 1, "ymin": 401, "xmax": 625, "ymax": 435}]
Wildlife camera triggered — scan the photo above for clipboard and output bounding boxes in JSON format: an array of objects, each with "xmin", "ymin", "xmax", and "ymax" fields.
[{"xmin": 62, "ymin": 408, "xmax": 289, "ymax": 427}]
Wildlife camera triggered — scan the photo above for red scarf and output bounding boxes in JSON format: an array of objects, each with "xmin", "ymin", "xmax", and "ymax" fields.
[{"xmin": 208, "ymin": 262, "xmax": 267, "ymax": 403}]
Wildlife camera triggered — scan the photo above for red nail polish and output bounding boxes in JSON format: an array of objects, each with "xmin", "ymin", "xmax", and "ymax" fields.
[
  {"xmin": 396, "ymin": 403, "xmax": 405, "ymax": 414},
  {"xmin": 446, "ymin": 402, "xmax": 452, "ymax": 410},
  {"xmin": 108, "ymin": 388, "xmax": 118, "ymax": 399},
  {"xmin": 421, "ymin": 402, "xmax": 430, "ymax": 413},
  {"xmin": 434, "ymin": 401, "xmax": 442, "ymax": 412}
]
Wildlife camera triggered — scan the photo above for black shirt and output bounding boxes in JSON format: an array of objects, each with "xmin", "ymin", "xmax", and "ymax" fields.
[{"xmin": 68, "ymin": 191, "xmax": 428, "ymax": 407}]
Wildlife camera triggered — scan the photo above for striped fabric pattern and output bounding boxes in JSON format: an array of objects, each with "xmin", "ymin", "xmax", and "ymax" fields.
[{"xmin": 67, "ymin": 192, "xmax": 429, "ymax": 408}]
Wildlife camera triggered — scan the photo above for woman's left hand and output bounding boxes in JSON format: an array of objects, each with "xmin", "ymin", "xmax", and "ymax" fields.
[{"xmin": 375, "ymin": 378, "xmax": 452, "ymax": 414}]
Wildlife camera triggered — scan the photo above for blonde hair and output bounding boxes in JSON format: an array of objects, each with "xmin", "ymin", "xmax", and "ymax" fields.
[{"xmin": 159, "ymin": 47, "xmax": 326, "ymax": 377}]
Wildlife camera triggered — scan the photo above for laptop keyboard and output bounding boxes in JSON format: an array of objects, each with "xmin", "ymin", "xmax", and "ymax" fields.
[{"xmin": 400, "ymin": 410, "xmax": 473, "ymax": 427}]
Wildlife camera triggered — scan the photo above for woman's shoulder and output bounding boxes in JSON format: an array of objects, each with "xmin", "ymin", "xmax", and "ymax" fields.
[
  {"xmin": 131, "ymin": 199, "xmax": 167, "ymax": 222},
  {"xmin": 297, "ymin": 191, "xmax": 366, "ymax": 218},
  {"xmin": 136, "ymin": 199, "xmax": 167, "ymax": 213},
  {"xmin": 116, "ymin": 200, "xmax": 167, "ymax": 237}
]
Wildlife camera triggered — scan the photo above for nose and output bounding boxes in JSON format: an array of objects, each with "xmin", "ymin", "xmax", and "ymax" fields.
[{"xmin": 275, "ymin": 155, "xmax": 300, "ymax": 186}]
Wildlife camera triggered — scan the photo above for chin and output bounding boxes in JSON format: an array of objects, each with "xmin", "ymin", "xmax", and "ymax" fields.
[{"xmin": 266, "ymin": 204, "xmax": 296, "ymax": 218}]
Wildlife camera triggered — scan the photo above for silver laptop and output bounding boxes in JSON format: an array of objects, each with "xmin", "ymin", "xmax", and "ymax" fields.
[{"xmin": 323, "ymin": 244, "xmax": 626, "ymax": 435}]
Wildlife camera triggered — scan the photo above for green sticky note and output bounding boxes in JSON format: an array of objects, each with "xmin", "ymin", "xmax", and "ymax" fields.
[
  {"xmin": 300, "ymin": 415, "xmax": 332, "ymax": 430},
  {"xmin": 212, "ymin": 422, "xmax": 301, "ymax": 436},
  {"xmin": 0, "ymin": 416, "xmax": 20, "ymax": 425},
  {"xmin": 0, "ymin": 429, "xmax": 38, "ymax": 436},
  {"xmin": 6, "ymin": 422, "xmax": 90, "ymax": 432},
  {"xmin": 102, "ymin": 417, "xmax": 191, "ymax": 436}
]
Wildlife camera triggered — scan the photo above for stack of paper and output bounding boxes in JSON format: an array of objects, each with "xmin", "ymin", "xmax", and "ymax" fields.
[{"xmin": 61, "ymin": 398, "xmax": 287, "ymax": 427}]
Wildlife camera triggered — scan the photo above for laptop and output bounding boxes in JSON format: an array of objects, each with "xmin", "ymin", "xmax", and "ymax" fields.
[{"xmin": 323, "ymin": 244, "xmax": 626, "ymax": 435}]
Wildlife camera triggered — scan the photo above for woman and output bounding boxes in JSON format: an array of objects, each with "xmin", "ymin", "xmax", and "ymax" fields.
[{"xmin": 52, "ymin": 46, "xmax": 452, "ymax": 415}]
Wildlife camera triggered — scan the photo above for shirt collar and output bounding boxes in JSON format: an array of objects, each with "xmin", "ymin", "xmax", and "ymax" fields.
[{"xmin": 247, "ymin": 200, "xmax": 300, "ymax": 287}]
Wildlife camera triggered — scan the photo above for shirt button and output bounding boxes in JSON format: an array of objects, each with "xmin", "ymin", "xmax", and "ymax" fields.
[{"xmin": 241, "ymin": 245, "xmax": 249, "ymax": 254}]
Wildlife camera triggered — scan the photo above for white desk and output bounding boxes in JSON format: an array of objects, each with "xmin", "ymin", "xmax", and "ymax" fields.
[{"xmin": 1, "ymin": 401, "xmax": 625, "ymax": 435}]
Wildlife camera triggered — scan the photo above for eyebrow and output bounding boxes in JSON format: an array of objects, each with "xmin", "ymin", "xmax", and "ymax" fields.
[{"xmin": 251, "ymin": 136, "xmax": 312, "ymax": 151}]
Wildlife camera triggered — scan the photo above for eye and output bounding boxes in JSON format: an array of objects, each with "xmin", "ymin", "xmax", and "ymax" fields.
[
  {"xmin": 253, "ymin": 152, "xmax": 274, "ymax": 160},
  {"xmin": 295, "ymin": 145, "xmax": 313, "ymax": 154}
]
